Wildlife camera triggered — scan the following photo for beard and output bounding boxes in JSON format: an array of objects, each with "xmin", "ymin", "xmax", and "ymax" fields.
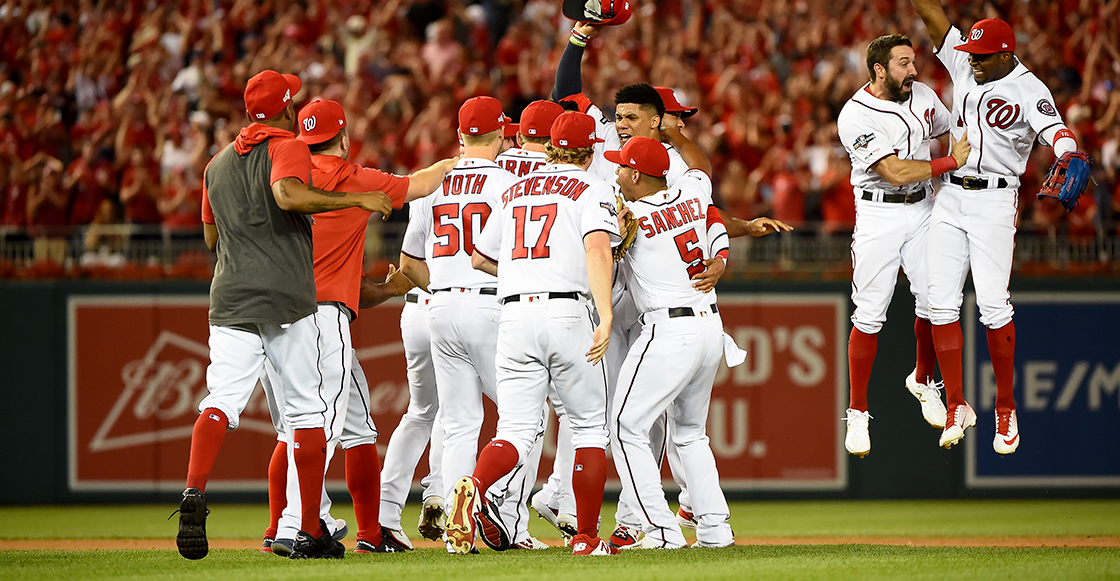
[{"xmin": 884, "ymin": 74, "xmax": 914, "ymax": 102}]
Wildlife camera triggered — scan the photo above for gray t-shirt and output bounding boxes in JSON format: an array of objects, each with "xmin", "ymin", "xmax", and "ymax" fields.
[{"xmin": 202, "ymin": 135, "xmax": 316, "ymax": 326}]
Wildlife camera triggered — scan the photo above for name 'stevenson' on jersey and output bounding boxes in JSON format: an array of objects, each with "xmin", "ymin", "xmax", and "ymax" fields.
[{"xmin": 501, "ymin": 174, "xmax": 590, "ymax": 206}]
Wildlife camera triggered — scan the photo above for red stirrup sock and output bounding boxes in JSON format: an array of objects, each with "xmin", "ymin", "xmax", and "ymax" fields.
[
  {"xmin": 185, "ymin": 408, "xmax": 229, "ymax": 492},
  {"xmin": 932, "ymin": 323, "xmax": 965, "ymax": 407},
  {"xmin": 847, "ymin": 327, "xmax": 878, "ymax": 412},
  {"xmin": 293, "ymin": 428, "xmax": 327, "ymax": 538},
  {"xmin": 914, "ymin": 317, "xmax": 937, "ymax": 384},
  {"xmin": 346, "ymin": 443, "xmax": 382, "ymax": 545},
  {"xmin": 265, "ymin": 441, "xmax": 287, "ymax": 538},
  {"xmin": 987, "ymin": 321, "xmax": 1017, "ymax": 410},
  {"xmin": 572, "ymin": 447, "xmax": 608, "ymax": 539},
  {"xmin": 473, "ymin": 440, "xmax": 520, "ymax": 492}
]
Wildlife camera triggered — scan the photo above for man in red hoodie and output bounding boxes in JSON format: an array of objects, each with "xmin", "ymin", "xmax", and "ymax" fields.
[
  {"xmin": 259, "ymin": 98, "xmax": 457, "ymax": 556},
  {"xmin": 178, "ymin": 70, "xmax": 393, "ymax": 561}
]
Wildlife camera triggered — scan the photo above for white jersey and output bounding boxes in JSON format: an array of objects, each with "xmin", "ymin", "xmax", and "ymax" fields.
[
  {"xmin": 475, "ymin": 163, "xmax": 621, "ymax": 298},
  {"xmin": 838, "ymin": 81, "xmax": 952, "ymax": 192},
  {"xmin": 496, "ymin": 148, "xmax": 548, "ymax": 177},
  {"xmin": 624, "ymin": 169, "xmax": 729, "ymax": 315},
  {"xmin": 936, "ymin": 25, "xmax": 1066, "ymax": 177},
  {"xmin": 586, "ymin": 103, "xmax": 689, "ymax": 186},
  {"xmin": 401, "ymin": 157, "xmax": 517, "ymax": 290}
]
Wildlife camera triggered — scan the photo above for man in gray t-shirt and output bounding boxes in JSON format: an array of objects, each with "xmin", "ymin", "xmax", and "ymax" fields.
[{"xmin": 176, "ymin": 69, "xmax": 392, "ymax": 561}]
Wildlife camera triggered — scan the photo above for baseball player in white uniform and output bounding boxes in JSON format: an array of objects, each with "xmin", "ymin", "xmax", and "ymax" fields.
[
  {"xmin": 912, "ymin": 1, "xmax": 1081, "ymax": 454},
  {"xmin": 378, "ymin": 283, "xmax": 447, "ymax": 545},
  {"xmin": 496, "ymin": 100, "xmax": 562, "ymax": 177},
  {"xmin": 606, "ymin": 134, "xmax": 734, "ymax": 549},
  {"xmin": 400, "ymin": 96, "xmax": 546, "ymax": 552},
  {"xmin": 446, "ymin": 111, "xmax": 622, "ymax": 556},
  {"xmin": 836, "ymin": 34, "xmax": 971, "ymax": 458}
]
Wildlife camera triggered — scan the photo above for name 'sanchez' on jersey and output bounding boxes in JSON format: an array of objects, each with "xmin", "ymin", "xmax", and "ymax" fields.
[
  {"xmin": 638, "ymin": 196, "xmax": 707, "ymax": 239},
  {"xmin": 500, "ymin": 173, "xmax": 591, "ymax": 207}
]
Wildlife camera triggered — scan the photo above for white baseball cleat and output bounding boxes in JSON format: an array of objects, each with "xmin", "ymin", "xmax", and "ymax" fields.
[
  {"xmin": 417, "ymin": 495, "xmax": 447, "ymax": 541},
  {"xmin": 676, "ymin": 507, "xmax": 697, "ymax": 531},
  {"xmin": 530, "ymin": 490, "xmax": 577, "ymax": 540},
  {"xmin": 993, "ymin": 408, "xmax": 1019, "ymax": 455},
  {"xmin": 939, "ymin": 403, "xmax": 977, "ymax": 449},
  {"xmin": 844, "ymin": 409, "xmax": 872, "ymax": 458},
  {"xmin": 619, "ymin": 533, "xmax": 686, "ymax": 550},
  {"xmin": 511, "ymin": 535, "xmax": 550, "ymax": 550},
  {"xmin": 906, "ymin": 369, "xmax": 947, "ymax": 429}
]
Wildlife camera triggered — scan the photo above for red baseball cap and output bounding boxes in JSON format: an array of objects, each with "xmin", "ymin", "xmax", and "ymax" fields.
[
  {"xmin": 519, "ymin": 100, "xmax": 566, "ymax": 137},
  {"xmin": 503, "ymin": 115, "xmax": 519, "ymax": 138},
  {"xmin": 459, "ymin": 96, "xmax": 506, "ymax": 136},
  {"xmin": 244, "ymin": 70, "xmax": 302, "ymax": 121},
  {"xmin": 296, "ymin": 99, "xmax": 347, "ymax": 145},
  {"xmin": 603, "ymin": 136, "xmax": 669, "ymax": 177},
  {"xmin": 562, "ymin": 0, "xmax": 633, "ymax": 26},
  {"xmin": 655, "ymin": 87, "xmax": 698, "ymax": 118},
  {"xmin": 956, "ymin": 18, "xmax": 1016, "ymax": 54},
  {"xmin": 550, "ymin": 112, "xmax": 605, "ymax": 148}
]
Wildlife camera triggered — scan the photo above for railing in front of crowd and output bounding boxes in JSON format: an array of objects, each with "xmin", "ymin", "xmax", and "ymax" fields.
[{"xmin": 1, "ymin": 223, "xmax": 1117, "ymax": 279}]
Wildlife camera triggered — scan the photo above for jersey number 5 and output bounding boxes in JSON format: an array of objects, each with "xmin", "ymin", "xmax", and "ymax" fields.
[
  {"xmin": 511, "ymin": 203, "xmax": 557, "ymax": 259},
  {"xmin": 674, "ymin": 229, "xmax": 705, "ymax": 278},
  {"xmin": 432, "ymin": 202, "xmax": 491, "ymax": 257}
]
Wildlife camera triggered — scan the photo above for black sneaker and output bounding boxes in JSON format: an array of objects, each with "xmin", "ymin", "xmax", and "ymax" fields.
[
  {"xmin": 176, "ymin": 488, "xmax": 209, "ymax": 560},
  {"xmin": 290, "ymin": 519, "xmax": 345, "ymax": 559},
  {"xmin": 372, "ymin": 526, "xmax": 413, "ymax": 553}
]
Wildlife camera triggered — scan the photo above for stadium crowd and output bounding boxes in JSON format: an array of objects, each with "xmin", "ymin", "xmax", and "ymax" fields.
[{"xmin": 1, "ymin": 0, "xmax": 1118, "ymax": 273}]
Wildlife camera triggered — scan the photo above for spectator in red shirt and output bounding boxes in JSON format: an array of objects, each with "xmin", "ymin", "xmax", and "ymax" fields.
[
  {"xmin": 65, "ymin": 140, "xmax": 114, "ymax": 226},
  {"xmin": 119, "ymin": 148, "xmax": 162, "ymax": 227}
]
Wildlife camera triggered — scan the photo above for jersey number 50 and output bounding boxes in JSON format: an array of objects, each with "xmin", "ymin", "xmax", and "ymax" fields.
[
  {"xmin": 432, "ymin": 202, "xmax": 491, "ymax": 257},
  {"xmin": 511, "ymin": 203, "xmax": 557, "ymax": 259}
]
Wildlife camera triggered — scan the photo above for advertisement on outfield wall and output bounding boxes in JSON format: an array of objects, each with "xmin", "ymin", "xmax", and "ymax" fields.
[
  {"xmin": 965, "ymin": 292, "xmax": 1120, "ymax": 488},
  {"xmin": 67, "ymin": 294, "xmax": 847, "ymax": 493}
]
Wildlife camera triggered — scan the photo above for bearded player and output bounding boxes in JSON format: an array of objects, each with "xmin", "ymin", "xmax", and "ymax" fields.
[{"xmin": 836, "ymin": 35, "xmax": 970, "ymax": 457}]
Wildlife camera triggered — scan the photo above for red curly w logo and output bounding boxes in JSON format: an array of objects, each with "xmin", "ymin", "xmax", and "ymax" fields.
[{"xmin": 985, "ymin": 99, "xmax": 1020, "ymax": 130}]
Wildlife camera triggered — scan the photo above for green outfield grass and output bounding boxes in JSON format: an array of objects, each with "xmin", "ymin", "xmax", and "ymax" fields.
[{"xmin": 1, "ymin": 500, "xmax": 1118, "ymax": 581}]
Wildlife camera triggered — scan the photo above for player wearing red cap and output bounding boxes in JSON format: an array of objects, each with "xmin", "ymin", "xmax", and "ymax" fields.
[
  {"xmin": 606, "ymin": 133, "xmax": 734, "ymax": 549},
  {"xmin": 911, "ymin": 1, "xmax": 1082, "ymax": 454},
  {"xmin": 178, "ymin": 70, "xmax": 394, "ymax": 560},
  {"xmin": 497, "ymin": 100, "xmax": 566, "ymax": 178},
  {"xmin": 400, "ymin": 96, "xmax": 553, "ymax": 553},
  {"xmin": 448, "ymin": 111, "xmax": 622, "ymax": 556},
  {"xmin": 259, "ymin": 99, "xmax": 455, "ymax": 555}
]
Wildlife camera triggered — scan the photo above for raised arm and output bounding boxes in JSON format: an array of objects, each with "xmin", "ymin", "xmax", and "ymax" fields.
[
  {"xmin": 552, "ymin": 23, "xmax": 603, "ymax": 101},
  {"xmin": 660, "ymin": 125, "xmax": 712, "ymax": 175},
  {"xmin": 911, "ymin": 0, "xmax": 952, "ymax": 50},
  {"xmin": 272, "ymin": 177, "xmax": 393, "ymax": 217}
]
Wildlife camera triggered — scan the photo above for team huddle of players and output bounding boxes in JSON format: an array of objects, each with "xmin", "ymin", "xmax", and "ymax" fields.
[{"xmin": 176, "ymin": 0, "xmax": 1081, "ymax": 560}]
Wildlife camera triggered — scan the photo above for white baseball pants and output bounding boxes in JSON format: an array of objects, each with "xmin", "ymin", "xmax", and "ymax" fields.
[
  {"xmin": 380, "ymin": 298, "xmax": 444, "ymax": 531},
  {"xmin": 612, "ymin": 312, "xmax": 732, "ymax": 548},
  {"xmin": 927, "ymin": 183, "xmax": 1017, "ymax": 329},
  {"xmin": 850, "ymin": 194, "xmax": 933, "ymax": 335}
]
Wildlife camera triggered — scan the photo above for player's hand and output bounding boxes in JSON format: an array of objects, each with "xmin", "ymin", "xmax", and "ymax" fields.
[
  {"xmin": 691, "ymin": 257, "xmax": 726, "ymax": 293},
  {"xmin": 360, "ymin": 191, "xmax": 393, "ymax": 219},
  {"xmin": 586, "ymin": 322, "xmax": 611, "ymax": 365},
  {"xmin": 384, "ymin": 263, "xmax": 416, "ymax": 295},
  {"xmin": 748, "ymin": 217, "xmax": 794, "ymax": 237},
  {"xmin": 950, "ymin": 131, "xmax": 970, "ymax": 168},
  {"xmin": 574, "ymin": 21, "xmax": 605, "ymax": 39},
  {"xmin": 438, "ymin": 155, "xmax": 460, "ymax": 176}
]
